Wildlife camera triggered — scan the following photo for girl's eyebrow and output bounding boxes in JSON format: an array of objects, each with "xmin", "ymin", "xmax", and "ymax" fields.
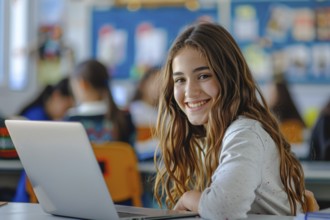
[
  {"xmin": 193, "ymin": 66, "xmax": 210, "ymax": 73},
  {"xmin": 172, "ymin": 71, "xmax": 183, "ymax": 76},
  {"xmin": 173, "ymin": 66, "xmax": 210, "ymax": 76}
]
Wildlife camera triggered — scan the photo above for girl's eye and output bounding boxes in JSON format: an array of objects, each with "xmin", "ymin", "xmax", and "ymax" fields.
[
  {"xmin": 174, "ymin": 78, "xmax": 185, "ymax": 83},
  {"xmin": 199, "ymin": 74, "xmax": 210, "ymax": 80}
]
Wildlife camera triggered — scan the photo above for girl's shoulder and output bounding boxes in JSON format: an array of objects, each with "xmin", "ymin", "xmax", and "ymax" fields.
[
  {"xmin": 23, "ymin": 106, "xmax": 49, "ymax": 120},
  {"xmin": 222, "ymin": 116, "xmax": 275, "ymax": 154},
  {"xmin": 225, "ymin": 116, "xmax": 262, "ymax": 135},
  {"xmin": 223, "ymin": 116, "xmax": 272, "ymax": 144}
]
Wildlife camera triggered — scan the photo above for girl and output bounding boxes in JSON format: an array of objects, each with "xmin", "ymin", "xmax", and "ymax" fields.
[
  {"xmin": 268, "ymin": 73, "xmax": 306, "ymax": 143},
  {"xmin": 153, "ymin": 22, "xmax": 314, "ymax": 219},
  {"xmin": 130, "ymin": 67, "xmax": 161, "ymax": 160},
  {"xmin": 18, "ymin": 77, "xmax": 73, "ymax": 121},
  {"xmin": 66, "ymin": 59, "xmax": 135, "ymax": 145}
]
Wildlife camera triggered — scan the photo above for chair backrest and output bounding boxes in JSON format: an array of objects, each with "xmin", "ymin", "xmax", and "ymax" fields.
[
  {"xmin": 26, "ymin": 176, "xmax": 38, "ymax": 203},
  {"xmin": 136, "ymin": 126, "xmax": 154, "ymax": 141},
  {"xmin": 92, "ymin": 141, "xmax": 143, "ymax": 207},
  {"xmin": 280, "ymin": 119, "xmax": 305, "ymax": 143}
]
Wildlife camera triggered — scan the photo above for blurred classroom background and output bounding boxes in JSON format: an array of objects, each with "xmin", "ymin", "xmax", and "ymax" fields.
[{"xmin": 0, "ymin": 0, "xmax": 330, "ymax": 209}]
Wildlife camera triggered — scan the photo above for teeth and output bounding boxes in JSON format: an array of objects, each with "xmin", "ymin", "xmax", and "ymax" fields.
[{"xmin": 187, "ymin": 100, "xmax": 207, "ymax": 108}]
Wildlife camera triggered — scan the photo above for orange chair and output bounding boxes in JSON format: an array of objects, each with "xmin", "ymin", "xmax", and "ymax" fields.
[
  {"xmin": 136, "ymin": 126, "xmax": 154, "ymax": 141},
  {"xmin": 279, "ymin": 120, "xmax": 305, "ymax": 144},
  {"xmin": 26, "ymin": 177, "xmax": 38, "ymax": 203},
  {"xmin": 92, "ymin": 141, "xmax": 143, "ymax": 207}
]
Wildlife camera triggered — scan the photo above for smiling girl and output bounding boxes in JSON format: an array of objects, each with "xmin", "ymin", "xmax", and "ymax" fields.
[{"xmin": 153, "ymin": 22, "xmax": 315, "ymax": 219}]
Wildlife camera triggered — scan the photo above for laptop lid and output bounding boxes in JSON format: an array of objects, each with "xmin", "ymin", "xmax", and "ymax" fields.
[
  {"xmin": 6, "ymin": 120, "xmax": 120, "ymax": 219},
  {"xmin": 5, "ymin": 120, "xmax": 198, "ymax": 220}
]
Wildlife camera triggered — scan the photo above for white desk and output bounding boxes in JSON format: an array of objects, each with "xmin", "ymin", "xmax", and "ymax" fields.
[
  {"xmin": 301, "ymin": 161, "xmax": 330, "ymax": 180},
  {"xmin": 0, "ymin": 202, "xmax": 295, "ymax": 220}
]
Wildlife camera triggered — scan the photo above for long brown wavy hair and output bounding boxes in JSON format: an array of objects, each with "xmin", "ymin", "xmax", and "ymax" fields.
[{"xmin": 153, "ymin": 22, "xmax": 307, "ymax": 215}]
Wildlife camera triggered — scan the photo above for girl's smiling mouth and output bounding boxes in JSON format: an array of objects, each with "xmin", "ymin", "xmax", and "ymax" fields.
[{"xmin": 186, "ymin": 99, "xmax": 209, "ymax": 109}]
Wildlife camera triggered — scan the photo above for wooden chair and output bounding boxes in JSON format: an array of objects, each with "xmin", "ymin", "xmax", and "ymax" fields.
[{"xmin": 92, "ymin": 141, "xmax": 143, "ymax": 207}]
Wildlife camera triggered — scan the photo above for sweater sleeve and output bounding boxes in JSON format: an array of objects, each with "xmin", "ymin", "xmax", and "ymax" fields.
[{"xmin": 198, "ymin": 127, "xmax": 264, "ymax": 220}]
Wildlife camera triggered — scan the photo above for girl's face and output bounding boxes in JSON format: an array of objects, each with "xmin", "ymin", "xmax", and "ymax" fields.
[
  {"xmin": 47, "ymin": 92, "xmax": 74, "ymax": 120},
  {"xmin": 172, "ymin": 47, "xmax": 220, "ymax": 125},
  {"xmin": 142, "ymin": 73, "xmax": 160, "ymax": 107}
]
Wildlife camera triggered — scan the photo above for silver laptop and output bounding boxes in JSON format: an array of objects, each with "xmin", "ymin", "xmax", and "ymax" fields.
[{"xmin": 5, "ymin": 120, "xmax": 198, "ymax": 220}]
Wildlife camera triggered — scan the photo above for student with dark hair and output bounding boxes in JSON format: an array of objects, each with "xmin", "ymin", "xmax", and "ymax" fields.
[
  {"xmin": 309, "ymin": 98, "xmax": 330, "ymax": 160},
  {"xmin": 153, "ymin": 22, "xmax": 318, "ymax": 219},
  {"xmin": 129, "ymin": 67, "xmax": 160, "ymax": 160},
  {"xmin": 18, "ymin": 77, "xmax": 74, "ymax": 121},
  {"xmin": 66, "ymin": 59, "xmax": 135, "ymax": 145},
  {"xmin": 268, "ymin": 74, "xmax": 306, "ymax": 143}
]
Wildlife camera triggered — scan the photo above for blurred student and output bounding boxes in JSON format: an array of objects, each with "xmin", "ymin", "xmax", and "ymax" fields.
[
  {"xmin": 153, "ymin": 22, "xmax": 317, "ymax": 219},
  {"xmin": 129, "ymin": 67, "xmax": 160, "ymax": 160},
  {"xmin": 18, "ymin": 77, "xmax": 74, "ymax": 121},
  {"xmin": 13, "ymin": 77, "xmax": 74, "ymax": 202},
  {"xmin": 268, "ymin": 74, "xmax": 306, "ymax": 143},
  {"xmin": 66, "ymin": 59, "xmax": 135, "ymax": 145},
  {"xmin": 309, "ymin": 98, "xmax": 330, "ymax": 160}
]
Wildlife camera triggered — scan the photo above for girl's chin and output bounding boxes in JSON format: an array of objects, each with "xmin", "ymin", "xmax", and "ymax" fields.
[{"xmin": 188, "ymin": 118, "xmax": 207, "ymax": 126}]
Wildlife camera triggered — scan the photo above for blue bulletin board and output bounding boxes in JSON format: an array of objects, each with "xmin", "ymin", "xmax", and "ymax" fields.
[
  {"xmin": 230, "ymin": 0, "xmax": 330, "ymax": 84},
  {"xmin": 91, "ymin": 7, "xmax": 218, "ymax": 79}
]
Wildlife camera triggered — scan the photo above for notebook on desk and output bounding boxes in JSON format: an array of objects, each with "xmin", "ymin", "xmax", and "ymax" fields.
[{"xmin": 5, "ymin": 120, "xmax": 198, "ymax": 220}]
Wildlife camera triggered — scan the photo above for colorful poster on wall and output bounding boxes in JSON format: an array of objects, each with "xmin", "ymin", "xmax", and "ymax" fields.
[
  {"xmin": 37, "ymin": 0, "xmax": 72, "ymax": 86},
  {"xmin": 233, "ymin": 5, "xmax": 259, "ymax": 42},
  {"xmin": 37, "ymin": 25, "xmax": 65, "ymax": 85},
  {"xmin": 315, "ymin": 7, "xmax": 330, "ymax": 41},
  {"xmin": 231, "ymin": 0, "xmax": 330, "ymax": 84},
  {"xmin": 92, "ymin": 7, "xmax": 218, "ymax": 79},
  {"xmin": 291, "ymin": 8, "xmax": 315, "ymax": 42},
  {"xmin": 133, "ymin": 22, "xmax": 167, "ymax": 78},
  {"xmin": 97, "ymin": 24, "xmax": 128, "ymax": 69}
]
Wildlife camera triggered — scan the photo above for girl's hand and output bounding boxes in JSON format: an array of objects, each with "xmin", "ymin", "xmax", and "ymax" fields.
[
  {"xmin": 173, "ymin": 190, "xmax": 201, "ymax": 212},
  {"xmin": 305, "ymin": 189, "xmax": 319, "ymax": 212}
]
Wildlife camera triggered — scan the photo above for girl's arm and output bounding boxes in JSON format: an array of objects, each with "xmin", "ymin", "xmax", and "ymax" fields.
[{"xmin": 174, "ymin": 190, "xmax": 201, "ymax": 212}]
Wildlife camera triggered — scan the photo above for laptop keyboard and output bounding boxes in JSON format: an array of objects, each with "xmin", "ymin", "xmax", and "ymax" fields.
[{"xmin": 118, "ymin": 212, "xmax": 146, "ymax": 218}]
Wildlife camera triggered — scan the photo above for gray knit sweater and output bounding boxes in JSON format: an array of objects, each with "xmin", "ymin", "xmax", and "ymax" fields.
[{"xmin": 198, "ymin": 117, "xmax": 301, "ymax": 220}]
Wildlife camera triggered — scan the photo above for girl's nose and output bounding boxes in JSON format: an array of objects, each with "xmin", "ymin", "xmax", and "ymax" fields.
[{"xmin": 185, "ymin": 80, "xmax": 200, "ymax": 98}]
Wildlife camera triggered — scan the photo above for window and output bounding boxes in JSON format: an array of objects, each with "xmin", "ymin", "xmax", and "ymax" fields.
[
  {"xmin": 0, "ymin": 1, "xmax": 4, "ymax": 86},
  {"xmin": 0, "ymin": 0, "xmax": 30, "ymax": 91},
  {"xmin": 9, "ymin": 0, "xmax": 29, "ymax": 90}
]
